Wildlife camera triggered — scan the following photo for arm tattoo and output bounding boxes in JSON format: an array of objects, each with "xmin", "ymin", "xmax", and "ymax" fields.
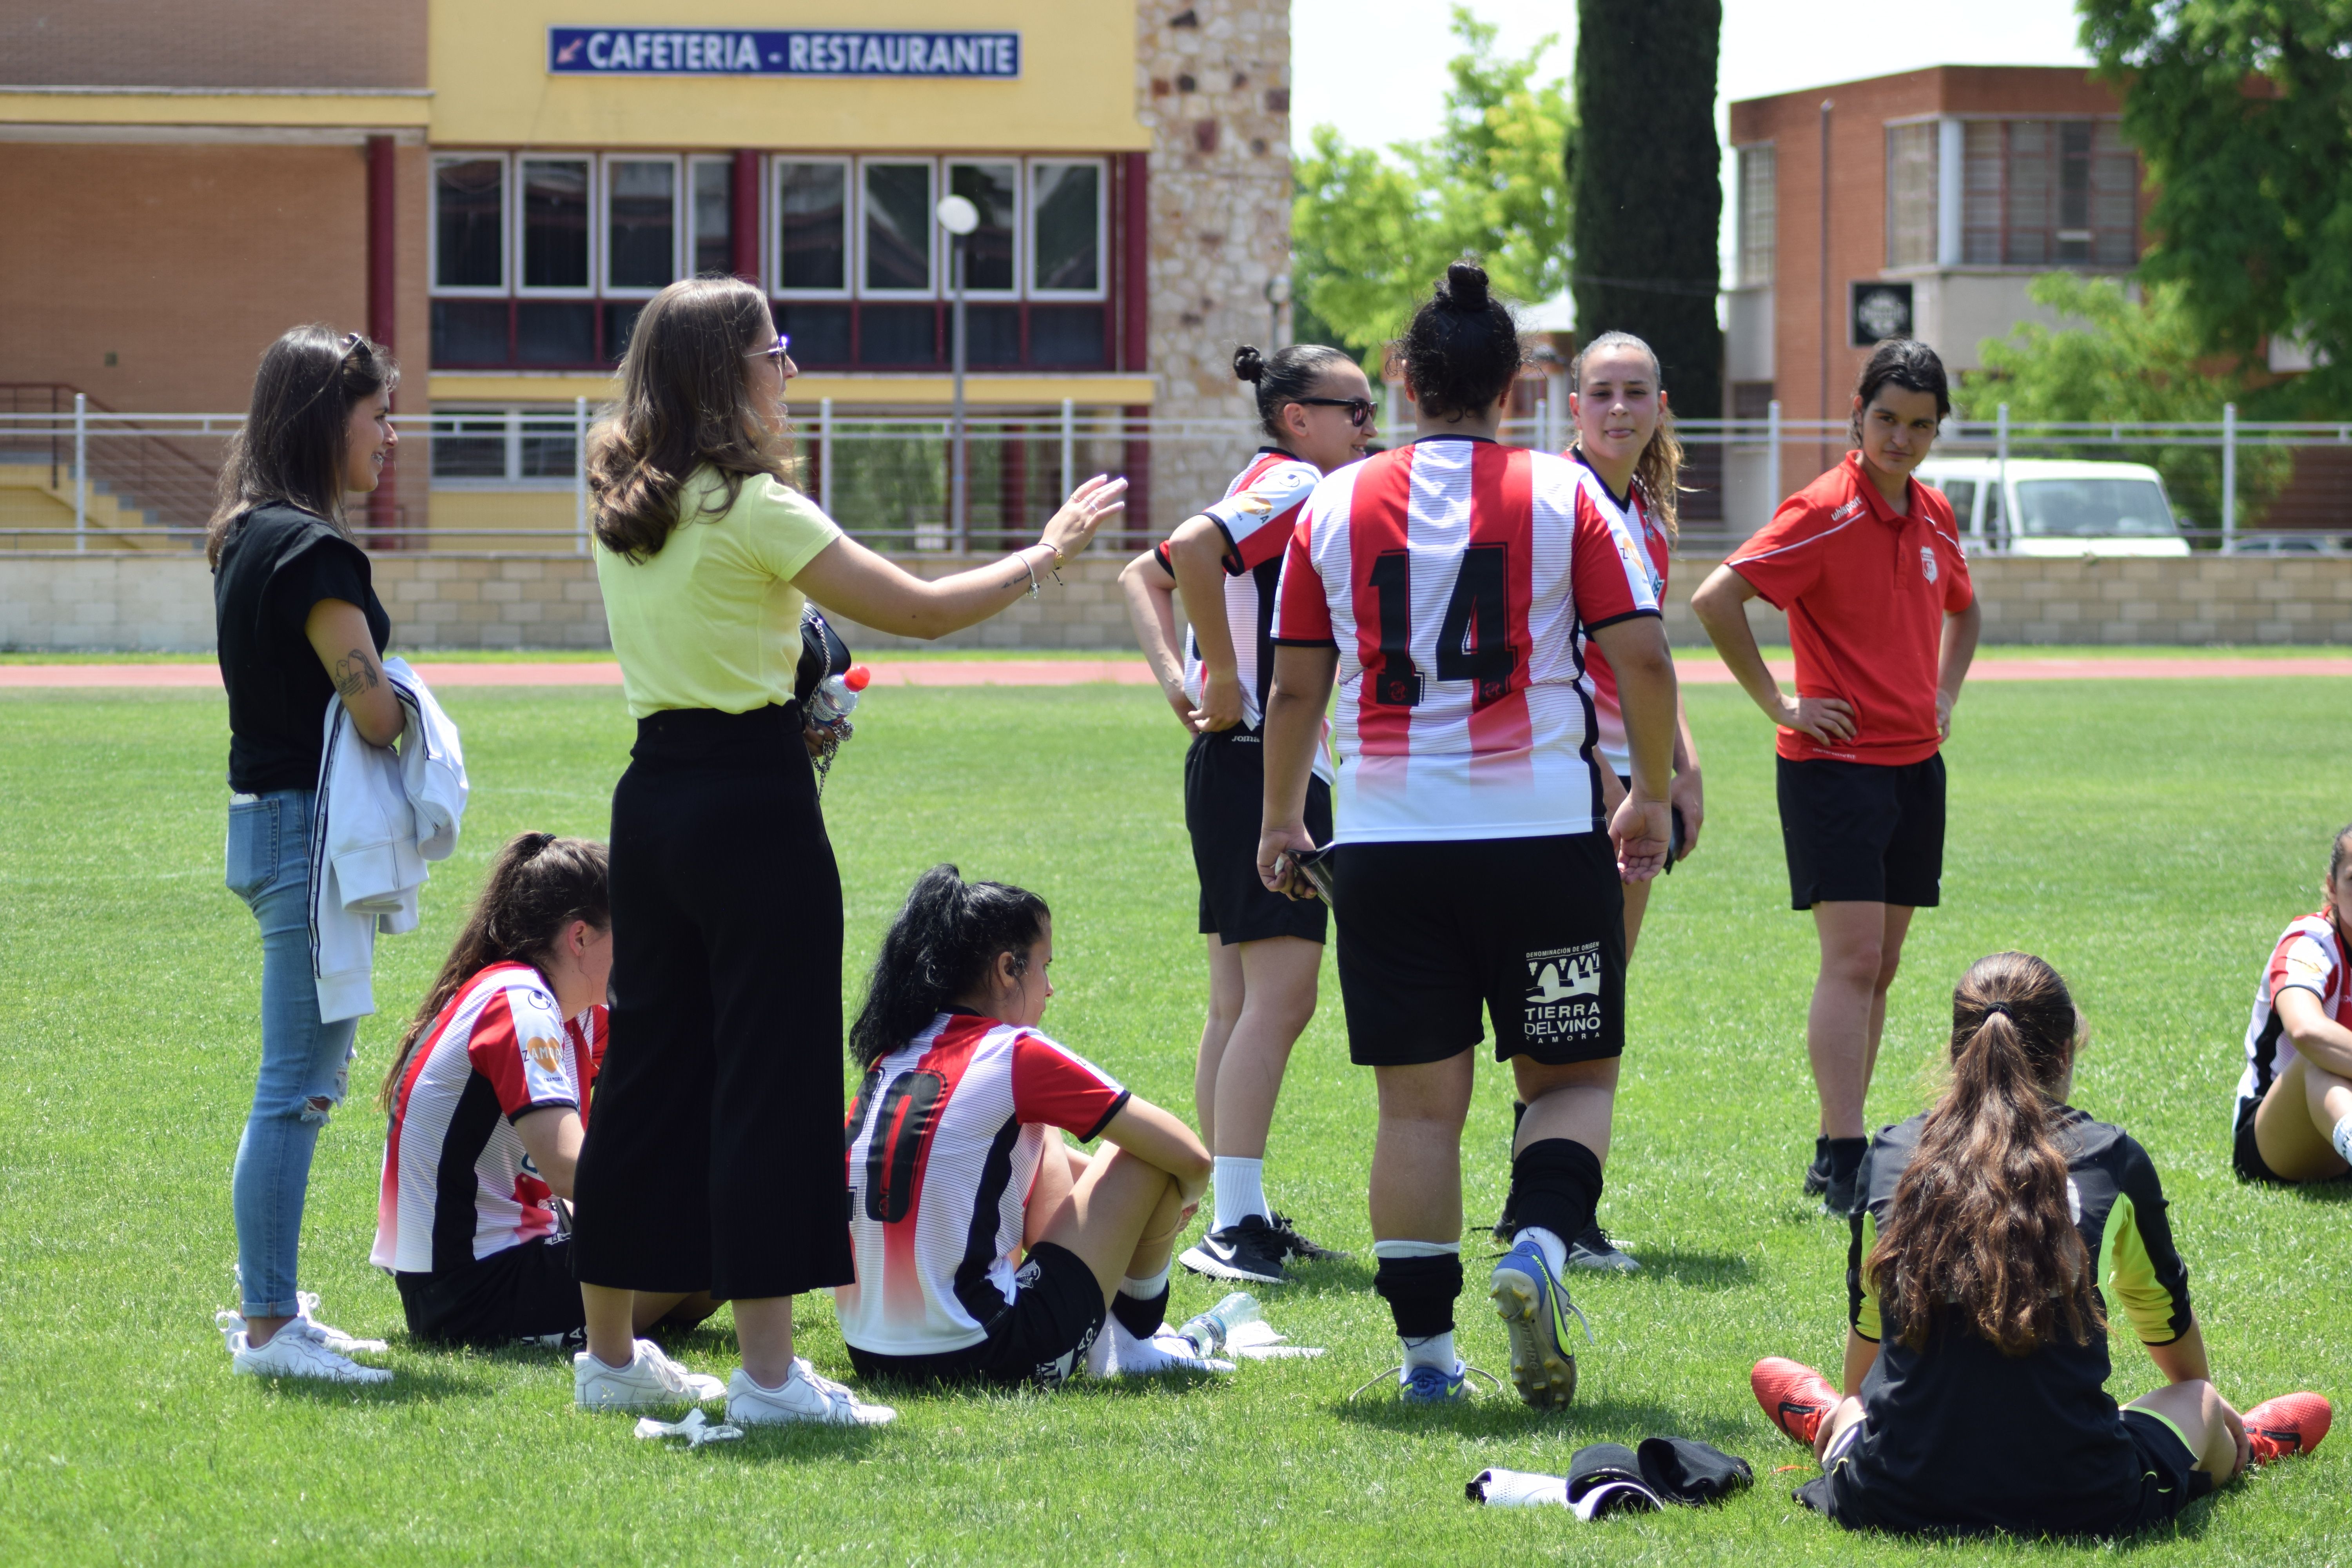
[{"xmin": 334, "ymin": 650, "xmax": 381, "ymax": 700}]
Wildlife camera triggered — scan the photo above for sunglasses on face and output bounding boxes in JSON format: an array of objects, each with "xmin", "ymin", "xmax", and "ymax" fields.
[
  {"xmin": 1294, "ymin": 396, "xmax": 1376, "ymax": 428},
  {"xmin": 746, "ymin": 332, "xmax": 792, "ymax": 366}
]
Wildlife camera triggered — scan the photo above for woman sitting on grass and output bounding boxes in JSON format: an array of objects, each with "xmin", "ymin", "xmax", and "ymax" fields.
[
  {"xmin": 373, "ymin": 832, "xmax": 717, "ymax": 1353},
  {"xmin": 1752, "ymin": 950, "xmax": 2328, "ymax": 1537},
  {"xmin": 2230, "ymin": 823, "xmax": 2352, "ymax": 1185},
  {"xmin": 834, "ymin": 865, "xmax": 1224, "ymax": 1387}
]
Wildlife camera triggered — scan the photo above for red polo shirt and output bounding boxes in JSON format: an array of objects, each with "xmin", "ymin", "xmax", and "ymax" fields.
[{"xmin": 1726, "ymin": 452, "xmax": 1972, "ymax": 767}]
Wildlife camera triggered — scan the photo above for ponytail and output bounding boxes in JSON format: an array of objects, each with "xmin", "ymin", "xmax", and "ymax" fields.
[
  {"xmin": 1570, "ymin": 330, "xmax": 1684, "ymax": 541},
  {"xmin": 1234, "ymin": 342, "xmax": 1355, "ymax": 444},
  {"xmin": 849, "ymin": 865, "xmax": 1051, "ymax": 1067},
  {"xmin": 1868, "ymin": 951, "xmax": 2096, "ymax": 1357},
  {"xmin": 379, "ymin": 832, "xmax": 611, "ymax": 1111}
]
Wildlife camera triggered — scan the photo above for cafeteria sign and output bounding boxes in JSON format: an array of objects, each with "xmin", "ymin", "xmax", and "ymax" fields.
[{"xmin": 548, "ymin": 27, "xmax": 1020, "ymax": 78}]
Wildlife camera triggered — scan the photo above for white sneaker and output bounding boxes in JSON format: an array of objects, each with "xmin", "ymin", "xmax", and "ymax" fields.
[
  {"xmin": 1107, "ymin": 1324, "xmax": 1233, "ymax": 1377},
  {"xmin": 216, "ymin": 1292, "xmax": 388, "ymax": 1357},
  {"xmin": 725, "ymin": 1359, "xmax": 896, "ymax": 1426},
  {"xmin": 574, "ymin": 1339, "xmax": 727, "ymax": 1410},
  {"xmin": 230, "ymin": 1319, "xmax": 393, "ymax": 1385}
]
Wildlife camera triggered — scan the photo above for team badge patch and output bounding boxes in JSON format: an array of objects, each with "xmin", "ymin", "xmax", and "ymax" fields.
[
  {"xmin": 1524, "ymin": 944, "xmax": 1606, "ymax": 1042},
  {"xmin": 1920, "ymin": 545, "xmax": 1938, "ymax": 583}
]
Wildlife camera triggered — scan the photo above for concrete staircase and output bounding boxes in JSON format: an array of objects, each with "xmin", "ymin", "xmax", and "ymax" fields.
[{"xmin": 0, "ymin": 456, "xmax": 180, "ymax": 551}]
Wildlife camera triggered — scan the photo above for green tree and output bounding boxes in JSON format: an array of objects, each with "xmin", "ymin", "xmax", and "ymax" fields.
[
  {"xmin": 1292, "ymin": 9, "xmax": 1573, "ymax": 363},
  {"xmin": 2079, "ymin": 0, "xmax": 2352, "ymax": 408},
  {"xmin": 1958, "ymin": 274, "xmax": 2290, "ymax": 532},
  {"xmin": 1571, "ymin": 0, "xmax": 1722, "ymax": 420}
]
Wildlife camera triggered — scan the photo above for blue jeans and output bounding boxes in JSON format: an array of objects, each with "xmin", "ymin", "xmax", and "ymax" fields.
[{"xmin": 226, "ymin": 789, "xmax": 357, "ymax": 1319}]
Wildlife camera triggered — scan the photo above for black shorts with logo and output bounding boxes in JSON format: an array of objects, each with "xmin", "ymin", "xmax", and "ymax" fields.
[
  {"xmin": 396, "ymin": 1235, "xmax": 588, "ymax": 1348},
  {"xmin": 1331, "ymin": 833, "xmax": 1625, "ymax": 1068},
  {"xmin": 844, "ymin": 1240, "xmax": 1106, "ymax": 1390},
  {"xmin": 1185, "ymin": 726, "xmax": 1331, "ymax": 946},
  {"xmin": 1776, "ymin": 753, "xmax": 1946, "ymax": 909}
]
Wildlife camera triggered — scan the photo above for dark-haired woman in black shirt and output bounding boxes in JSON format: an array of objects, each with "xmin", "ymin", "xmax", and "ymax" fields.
[{"xmin": 209, "ymin": 325, "xmax": 405, "ymax": 1384}]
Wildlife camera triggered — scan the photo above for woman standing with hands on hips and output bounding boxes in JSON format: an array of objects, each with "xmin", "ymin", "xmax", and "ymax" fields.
[
  {"xmin": 1689, "ymin": 339, "xmax": 1980, "ymax": 1219},
  {"xmin": 570, "ymin": 276, "xmax": 1125, "ymax": 1426}
]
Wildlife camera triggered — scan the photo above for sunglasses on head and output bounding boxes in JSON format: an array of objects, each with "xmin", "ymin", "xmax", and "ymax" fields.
[
  {"xmin": 746, "ymin": 332, "xmax": 792, "ymax": 365},
  {"xmin": 1295, "ymin": 396, "xmax": 1376, "ymax": 428}
]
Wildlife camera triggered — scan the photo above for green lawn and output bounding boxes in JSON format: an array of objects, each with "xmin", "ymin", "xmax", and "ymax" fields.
[{"xmin": 0, "ymin": 677, "xmax": 2345, "ymax": 1565}]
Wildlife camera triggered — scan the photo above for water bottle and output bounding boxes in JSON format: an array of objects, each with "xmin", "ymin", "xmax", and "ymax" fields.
[
  {"xmin": 807, "ymin": 663, "xmax": 871, "ymax": 731},
  {"xmin": 1174, "ymin": 1291, "xmax": 1261, "ymax": 1357}
]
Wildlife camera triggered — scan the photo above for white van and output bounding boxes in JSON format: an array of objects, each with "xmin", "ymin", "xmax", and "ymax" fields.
[{"xmin": 1911, "ymin": 457, "xmax": 2190, "ymax": 557}]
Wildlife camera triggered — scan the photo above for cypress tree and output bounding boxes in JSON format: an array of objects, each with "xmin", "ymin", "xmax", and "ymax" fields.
[{"xmin": 1570, "ymin": 2, "xmax": 1723, "ymax": 422}]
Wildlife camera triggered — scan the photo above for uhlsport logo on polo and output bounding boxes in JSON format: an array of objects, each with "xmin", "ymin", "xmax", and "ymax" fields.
[
  {"xmin": 1920, "ymin": 545, "xmax": 1938, "ymax": 584},
  {"xmin": 1525, "ymin": 944, "xmax": 1605, "ymax": 1041}
]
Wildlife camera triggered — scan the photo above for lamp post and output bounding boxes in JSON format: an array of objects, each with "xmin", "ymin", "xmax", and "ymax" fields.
[
  {"xmin": 936, "ymin": 193, "xmax": 980, "ymax": 552},
  {"xmin": 1263, "ymin": 270, "xmax": 1291, "ymax": 350}
]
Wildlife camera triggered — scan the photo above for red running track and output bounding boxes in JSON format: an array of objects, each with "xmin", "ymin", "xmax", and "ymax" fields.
[{"xmin": 2, "ymin": 656, "xmax": 2348, "ymax": 689}]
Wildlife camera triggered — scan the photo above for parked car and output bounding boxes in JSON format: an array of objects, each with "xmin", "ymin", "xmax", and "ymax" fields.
[
  {"xmin": 1913, "ymin": 458, "xmax": 2190, "ymax": 557},
  {"xmin": 2234, "ymin": 532, "xmax": 2350, "ymax": 555}
]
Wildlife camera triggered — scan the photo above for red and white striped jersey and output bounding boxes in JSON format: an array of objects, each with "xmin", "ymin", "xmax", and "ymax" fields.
[
  {"xmin": 1569, "ymin": 456, "xmax": 1671, "ymax": 775},
  {"xmin": 1270, "ymin": 436, "xmax": 1661, "ymax": 842},
  {"xmin": 2238, "ymin": 912, "xmax": 2349, "ymax": 1112},
  {"xmin": 372, "ymin": 962, "xmax": 603, "ymax": 1275},
  {"xmin": 834, "ymin": 1011, "xmax": 1129, "ymax": 1357}
]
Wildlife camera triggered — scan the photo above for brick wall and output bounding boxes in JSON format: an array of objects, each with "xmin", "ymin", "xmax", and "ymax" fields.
[
  {"xmin": 7, "ymin": 551, "xmax": 2347, "ymax": 653},
  {"xmin": 0, "ymin": 0, "xmax": 427, "ymax": 88}
]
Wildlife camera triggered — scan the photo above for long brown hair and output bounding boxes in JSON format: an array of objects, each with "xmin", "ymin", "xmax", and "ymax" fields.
[
  {"xmin": 1570, "ymin": 330, "xmax": 1684, "ymax": 542},
  {"xmin": 1868, "ymin": 951, "xmax": 2098, "ymax": 1357},
  {"xmin": 379, "ymin": 833, "xmax": 610, "ymax": 1111},
  {"xmin": 207, "ymin": 326, "xmax": 399, "ymax": 566},
  {"xmin": 589, "ymin": 276, "xmax": 791, "ymax": 562}
]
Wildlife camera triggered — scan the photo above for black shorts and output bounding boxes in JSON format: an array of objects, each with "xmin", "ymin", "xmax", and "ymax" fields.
[
  {"xmin": 844, "ymin": 1240, "xmax": 1105, "ymax": 1391},
  {"xmin": 396, "ymin": 1236, "xmax": 586, "ymax": 1348},
  {"xmin": 2232, "ymin": 1094, "xmax": 2285, "ymax": 1183},
  {"xmin": 1331, "ymin": 833, "xmax": 1625, "ymax": 1068},
  {"xmin": 2112, "ymin": 1408, "xmax": 2214, "ymax": 1534},
  {"xmin": 1777, "ymin": 753, "xmax": 1946, "ymax": 909},
  {"xmin": 1186, "ymin": 728, "xmax": 1331, "ymax": 945}
]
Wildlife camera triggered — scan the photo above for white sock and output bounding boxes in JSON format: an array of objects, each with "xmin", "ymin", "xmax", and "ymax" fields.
[
  {"xmin": 1370, "ymin": 1239, "xmax": 1460, "ymax": 1260},
  {"xmin": 1517, "ymin": 1225, "xmax": 1570, "ymax": 1279},
  {"xmin": 1118, "ymin": 1264, "xmax": 1170, "ymax": 1302},
  {"xmin": 1401, "ymin": 1330, "xmax": 1456, "ymax": 1375},
  {"xmin": 2333, "ymin": 1114, "xmax": 2352, "ymax": 1166},
  {"xmin": 1212, "ymin": 1156, "xmax": 1268, "ymax": 1230}
]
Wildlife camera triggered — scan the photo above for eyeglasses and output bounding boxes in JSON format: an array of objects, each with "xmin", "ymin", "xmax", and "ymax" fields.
[
  {"xmin": 1294, "ymin": 396, "xmax": 1377, "ymax": 428},
  {"xmin": 746, "ymin": 332, "xmax": 792, "ymax": 366}
]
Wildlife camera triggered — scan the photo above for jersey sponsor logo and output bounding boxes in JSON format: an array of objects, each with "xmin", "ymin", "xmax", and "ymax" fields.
[
  {"xmin": 524, "ymin": 1034, "xmax": 566, "ymax": 1073},
  {"xmin": 1831, "ymin": 497, "xmax": 1866, "ymax": 523},
  {"xmin": 1235, "ymin": 492, "xmax": 1276, "ymax": 515},
  {"xmin": 1525, "ymin": 943, "xmax": 1606, "ymax": 1040},
  {"xmin": 1920, "ymin": 545, "xmax": 1938, "ymax": 584}
]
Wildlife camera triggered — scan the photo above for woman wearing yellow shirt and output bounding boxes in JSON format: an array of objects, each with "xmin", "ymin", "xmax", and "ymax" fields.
[{"xmin": 570, "ymin": 276, "xmax": 1125, "ymax": 1426}]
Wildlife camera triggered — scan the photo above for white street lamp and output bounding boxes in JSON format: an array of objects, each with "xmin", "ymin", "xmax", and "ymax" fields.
[
  {"xmin": 1263, "ymin": 271, "xmax": 1292, "ymax": 350},
  {"xmin": 936, "ymin": 194, "xmax": 980, "ymax": 552}
]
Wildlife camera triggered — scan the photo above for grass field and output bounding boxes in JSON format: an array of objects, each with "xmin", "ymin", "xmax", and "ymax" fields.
[{"xmin": 1, "ymin": 675, "xmax": 2346, "ymax": 1565}]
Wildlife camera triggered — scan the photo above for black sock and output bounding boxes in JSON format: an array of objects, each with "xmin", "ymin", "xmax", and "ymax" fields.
[
  {"xmin": 1826, "ymin": 1137, "xmax": 1867, "ymax": 1186},
  {"xmin": 1372, "ymin": 1254, "xmax": 1462, "ymax": 1339},
  {"xmin": 1811, "ymin": 1134, "xmax": 1830, "ymax": 1172},
  {"xmin": 1109, "ymin": 1284, "xmax": 1169, "ymax": 1341},
  {"xmin": 1506, "ymin": 1138, "xmax": 1604, "ymax": 1246}
]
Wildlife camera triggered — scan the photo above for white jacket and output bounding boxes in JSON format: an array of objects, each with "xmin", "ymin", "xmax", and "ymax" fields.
[{"xmin": 309, "ymin": 657, "xmax": 468, "ymax": 1022}]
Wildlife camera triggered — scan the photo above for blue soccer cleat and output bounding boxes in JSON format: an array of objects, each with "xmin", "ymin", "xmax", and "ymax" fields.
[{"xmin": 1490, "ymin": 1238, "xmax": 1592, "ymax": 1409}]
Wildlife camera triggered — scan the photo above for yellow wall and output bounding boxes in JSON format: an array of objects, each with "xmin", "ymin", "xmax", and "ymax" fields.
[
  {"xmin": 428, "ymin": 373, "xmax": 1156, "ymax": 406},
  {"xmin": 426, "ymin": 489, "xmax": 583, "ymax": 551},
  {"xmin": 428, "ymin": 0, "xmax": 1148, "ymax": 151}
]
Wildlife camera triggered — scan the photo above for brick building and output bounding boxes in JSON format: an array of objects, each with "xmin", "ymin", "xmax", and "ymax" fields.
[
  {"xmin": 0, "ymin": 0, "xmax": 1290, "ymax": 550},
  {"xmin": 1723, "ymin": 66, "xmax": 2145, "ymax": 523}
]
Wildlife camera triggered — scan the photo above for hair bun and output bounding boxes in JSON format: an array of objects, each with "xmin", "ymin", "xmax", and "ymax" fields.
[
  {"xmin": 1232, "ymin": 345, "xmax": 1267, "ymax": 385},
  {"xmin": 1442, "ymin": 260, "xmax": 1490, "ymax": 311}
]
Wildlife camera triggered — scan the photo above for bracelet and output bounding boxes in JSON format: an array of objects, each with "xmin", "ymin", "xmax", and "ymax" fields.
[
  {"xmin": 1022, "ymin": 553, "xmax": 1041, "ymax": 599},
  {"xmin": 1034, "ymin": 541, "xmax": 1065, "ymax": 587}
]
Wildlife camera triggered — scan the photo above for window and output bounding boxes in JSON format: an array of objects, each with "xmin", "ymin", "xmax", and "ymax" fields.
[
  {"xmin": 432, "ymin": 156, "xmax": 506, "ymax": 292},
  {"xmin": 1737, "ymin": 145, "xmax": 1775, "ymax": 287},
  {"xmin": 604, "ymin": 157, "xmax": 678, "ymax": 295},
  {"xmin": 946, "ymin": 161, "xmax": 1020, "ymax": 295},
  {"xmin": 1962, "ymin": 120, "xmax": 2137, "ymax": 267},
  {"xmin": 691, "ymin": 157, "xmax": 733, "ymax": 276},
  {"xmin": 1885, "ymin": 123, "xmax": 1937, "ymax": 269},
  {"xmin": 862, "ymin": 160, "xmax": 935, "ymax": 296},
  {"xmin": 1030, "ymin": 160, "xmax": 1104, "ymax": 297},
  {"xmin": 518, "ymin": 158, "xmax": 592, "ymax": 293},
  {"xmin": 428, "ymin": 407, "xmax": 580, "ymax": 485},
  {"xmin": 776, "ymin": 160, "xmax": 850, "ymax": 295}
]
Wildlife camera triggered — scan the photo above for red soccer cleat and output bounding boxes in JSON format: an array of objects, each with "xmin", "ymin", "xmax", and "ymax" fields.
[
  {"xmin": 1752, "ymin": 1356, "xmax": 1841, "ymax": 1446},
  {"xmin": 2241, "ymin": 1393, "xmax": 2331, "ymax": 1465}
]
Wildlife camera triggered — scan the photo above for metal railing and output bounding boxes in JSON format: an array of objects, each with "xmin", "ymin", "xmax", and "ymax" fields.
[{"xmin": 5, "ymin": 396, "xmax": 2350, "ymax": 555}]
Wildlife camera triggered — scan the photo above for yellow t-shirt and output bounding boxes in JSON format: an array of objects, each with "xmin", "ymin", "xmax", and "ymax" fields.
[{"xmin": 595, "ymin": 466, "xmax": 844, "ymax": 719}]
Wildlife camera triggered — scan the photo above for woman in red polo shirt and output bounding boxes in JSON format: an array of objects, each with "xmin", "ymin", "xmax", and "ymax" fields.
[{"xmin": 1689, "ymin": 338, "xmax": 1981, "ymax": 1219}]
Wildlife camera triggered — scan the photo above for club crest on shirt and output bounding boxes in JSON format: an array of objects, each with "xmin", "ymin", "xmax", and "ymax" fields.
[
  {"xmin": 1235, "ymin": 492, "xmax": 1274, "ymax": 514},
  {"xmin": 1920, "ymin": 545, "xmax": 1938, "ymax": 584},
  {"xmin": 1524, "ymin": 944, "xmax": 1605, "ymax": 1040},
  {"xmin": 524, "ymin": 1034, "xmax": 565, "ymax": 1073}
]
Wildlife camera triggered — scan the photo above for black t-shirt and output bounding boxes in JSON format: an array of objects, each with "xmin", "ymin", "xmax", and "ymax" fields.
[
  {"xmin": 213, "ymin": 505, "xmax": 392, "ymax": 794},
  {"xmin": 1803, "ymin": 1107, "xmax": 2195, "ymax": 1535}
]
